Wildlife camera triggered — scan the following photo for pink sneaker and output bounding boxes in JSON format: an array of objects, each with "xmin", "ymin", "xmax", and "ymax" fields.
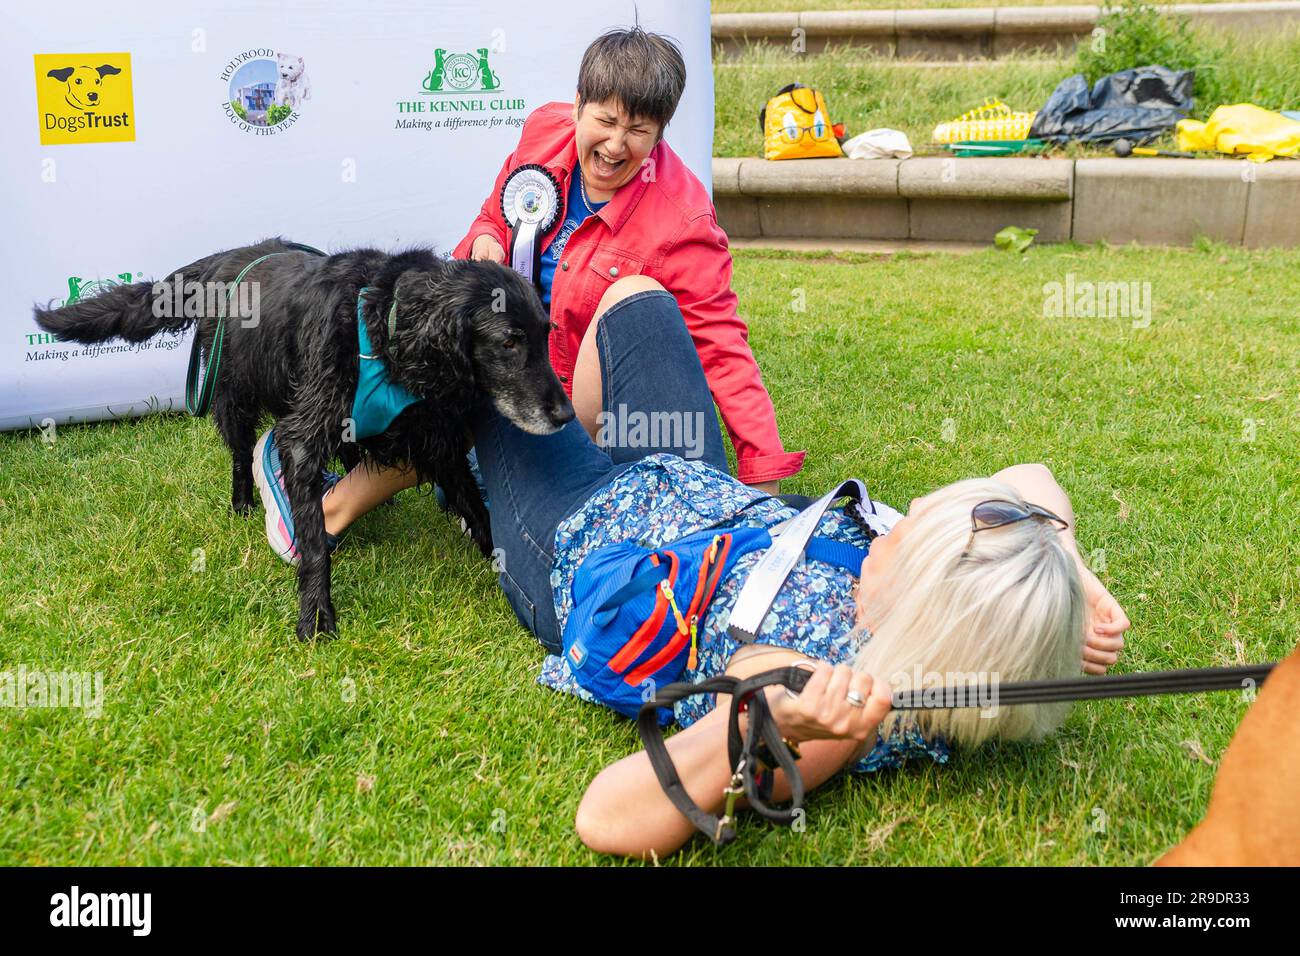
[{"xmin": 252, "ymin": 427, "xmax": 342, "ymax": 565}]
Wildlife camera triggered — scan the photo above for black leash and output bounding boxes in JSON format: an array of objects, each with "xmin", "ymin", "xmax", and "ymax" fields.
[
  {"xmin": 639, "ymin": 662, "xmax": 1276, "ymax": 846},
  {"xmin": 892, "ymin": 663, "xmax": 1275, "ymax": 709},
  {"xmin": 638, "ymin": 666, "xmax": 810, "ymax": 845}
]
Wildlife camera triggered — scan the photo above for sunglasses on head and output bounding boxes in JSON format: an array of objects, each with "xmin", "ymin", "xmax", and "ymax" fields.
[{"xmin": 962, "ymin": 498, "xmax": 1069, "ymax": 558}]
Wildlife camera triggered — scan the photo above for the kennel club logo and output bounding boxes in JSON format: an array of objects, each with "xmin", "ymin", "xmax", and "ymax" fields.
[
  {"xmin": 423, "ymin": 47, "xmax": 502, "ymax": 93},
  {"xmin": 221, "ymin": 47, "xmax": 312, "ymax": 134},
  {"xmin": 397, "ymin": 44, "xmax": 525, "ymax": 132},
  {"xmin": 33, "ymin": 52, "xmax": 135, "ymax": 145}
]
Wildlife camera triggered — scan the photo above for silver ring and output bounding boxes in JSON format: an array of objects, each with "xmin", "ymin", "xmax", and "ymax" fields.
[{"xmin": 846, "ymin": 690, "xmax": 866, "ymax": 708}]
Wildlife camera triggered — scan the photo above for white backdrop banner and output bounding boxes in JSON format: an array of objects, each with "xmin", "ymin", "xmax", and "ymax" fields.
[{"xmin": 0, "ymin": 0, "xmax": 714, "ymax": 430}]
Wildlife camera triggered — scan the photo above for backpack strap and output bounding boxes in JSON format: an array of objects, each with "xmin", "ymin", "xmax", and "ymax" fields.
[
  {"xmin": 804, "ymin": 536, "xmax": 868, "ymax": 574},
  {"xmin": 729, "ymin": 480, "xmax": 871, "ymax": 643},
  {"xmin": 592, "ymin": 562, "xmax": 670, "ymax": 626}
]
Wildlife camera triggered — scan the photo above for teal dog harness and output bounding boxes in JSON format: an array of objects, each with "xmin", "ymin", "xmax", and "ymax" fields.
[{"xmin": 352, "ymin": 288, "xmax": 421, "ymax": 440}]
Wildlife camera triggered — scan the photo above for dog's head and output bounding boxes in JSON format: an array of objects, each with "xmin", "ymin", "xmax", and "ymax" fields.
[
  {"xmin": 390, "ymin": 262, "xmax": 575, "ymax": 435},
  {"xmin": 46, "ymin": 64, "xmax": 120, "ymax": 110},
  {"xmin": 276, "ymin": 54, "xmax": 304, "ymax": 83}
]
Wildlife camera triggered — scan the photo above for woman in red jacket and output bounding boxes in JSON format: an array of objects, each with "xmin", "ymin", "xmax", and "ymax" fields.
[{"xmin": 253, "ymin": 27, "xmax": 805, "ymax": 566}]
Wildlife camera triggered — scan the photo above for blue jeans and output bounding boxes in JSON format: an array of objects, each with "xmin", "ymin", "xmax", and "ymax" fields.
[{"xmin": 471, "ymin": 289, "xmax": 730, "ymax": 654}]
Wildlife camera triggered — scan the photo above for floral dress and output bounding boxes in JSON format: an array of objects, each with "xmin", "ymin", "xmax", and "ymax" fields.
[{"xmin": 539, "ymin": 454, "xmax": 949, "ymax": 772}]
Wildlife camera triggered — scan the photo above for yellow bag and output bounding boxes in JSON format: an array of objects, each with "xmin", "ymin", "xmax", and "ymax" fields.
[
  {"xmin": 933, "ymin": 98, "xmax": 1037, "ymax": 144},
  {"xmin": 1176, "ymin": 103, "xmax": 1300, "ymax": 162},
  {"xmin": 760, "ymin": 84, "xmax": 843, "ymax": 161}
]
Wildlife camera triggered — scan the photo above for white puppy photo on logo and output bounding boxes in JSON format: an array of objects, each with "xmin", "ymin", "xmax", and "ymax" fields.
[{"xmin": 272, "ymin": 53, "xmax": 310, "ymax": 109}]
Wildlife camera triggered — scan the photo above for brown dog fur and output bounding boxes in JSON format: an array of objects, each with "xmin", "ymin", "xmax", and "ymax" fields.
[{"xmin": 1157, "ymin": 646, "xmax": 1300, "ymax": 866}]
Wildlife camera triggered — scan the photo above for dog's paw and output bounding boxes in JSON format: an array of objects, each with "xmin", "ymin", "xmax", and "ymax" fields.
[
  {"xmin": 231, "ymin": 497, "xmax": 257, "ymax": 517},
  {"xmin": 297, "ymin": 602, "xmax": 337, "ymax": 641},
  {"xmin": 473, "ymin": 527, "xmax": 494, "ymax": 560}
]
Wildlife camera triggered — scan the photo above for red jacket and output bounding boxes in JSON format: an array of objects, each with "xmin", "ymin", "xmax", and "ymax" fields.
[{"xmin": 452, "ymin": 102, "xmax": 805, "ymax": 485}]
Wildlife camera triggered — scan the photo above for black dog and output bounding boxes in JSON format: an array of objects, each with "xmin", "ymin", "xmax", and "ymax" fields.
[{"xmin": 34, "ymin": 238, "xmax": 574, "ymax": 639}]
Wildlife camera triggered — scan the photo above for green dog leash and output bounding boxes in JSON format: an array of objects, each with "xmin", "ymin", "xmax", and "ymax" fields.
[{"xmin": 184, "ymin": 242, "xmax": 326, "ymax": 416}]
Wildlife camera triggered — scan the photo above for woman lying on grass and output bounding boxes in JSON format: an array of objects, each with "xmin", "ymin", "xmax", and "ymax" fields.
[{"xmin": 318, "ymin": 276, "xmax": 1131, "ymax": 859}]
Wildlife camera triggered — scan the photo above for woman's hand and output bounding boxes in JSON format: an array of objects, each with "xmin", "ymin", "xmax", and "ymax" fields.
[
  {"xmin": 769, "ymin": 662, "xmax": 892, "ymax": 745},
  {"xmin": 1079, "ymin": 567, "xmax": 1130, "ymax": 674},
  {"xmin": 470, "ymin": 233, "xmax": 506, "ymax": 263},
  {"xmin": 577, "ymin": 652, "xmax": 884, "ymax": 858},
  {"xmin": 991, "ymin": 465, "xmax": 1131, "ymax": 675}
]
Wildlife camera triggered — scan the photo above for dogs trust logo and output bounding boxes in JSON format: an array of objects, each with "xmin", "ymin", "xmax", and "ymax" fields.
[
  {"xmin": 33, "ymin": 53, "xmax": 135, "ymax": 145},
  {"xmin": 221, "ymin": 48, "xmax": 312, "ymax": 134}
]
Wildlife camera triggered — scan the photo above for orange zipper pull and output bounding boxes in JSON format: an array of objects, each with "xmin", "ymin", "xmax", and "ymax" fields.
[{"xmin": 687, "ymin": 616, "xmax": 699, "ymax": 670}]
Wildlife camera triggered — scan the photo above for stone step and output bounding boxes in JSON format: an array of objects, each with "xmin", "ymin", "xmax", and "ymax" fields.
[
  {"xmin": 712, "ymin": 155, "xmax": 1300, "ymax": 246},
  {"xmin": 730, "ymin": 236, "xmax": 988, "ymax": 254},
  {"xmin": 712, "ymin": 2, "xmax": 1300, "ymax": 59},
  {"xmin": 714, "ymin": 56, "xmax": 1071, "ymax": 68}
]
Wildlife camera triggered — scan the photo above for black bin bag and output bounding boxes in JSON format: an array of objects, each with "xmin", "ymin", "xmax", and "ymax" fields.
[{"xmin": 1029, "ymin": 65, "xmax": 1194, "ymax": 145}]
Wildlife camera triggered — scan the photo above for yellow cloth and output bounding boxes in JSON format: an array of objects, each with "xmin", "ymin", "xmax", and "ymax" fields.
[{"xmin": 1176, "ymin": 103, "xmax": 1300, "ymax": 163}]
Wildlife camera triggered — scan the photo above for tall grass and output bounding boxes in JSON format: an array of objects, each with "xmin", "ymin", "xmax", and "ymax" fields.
[{"xmin": 712, "ymin": 19, "xmax": 1300, "ymax": 156}]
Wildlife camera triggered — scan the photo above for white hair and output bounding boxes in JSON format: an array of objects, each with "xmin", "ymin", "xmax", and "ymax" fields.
[{"xmin": 854, "ymin": 478, "xmax": 1085, "ymax": 748}]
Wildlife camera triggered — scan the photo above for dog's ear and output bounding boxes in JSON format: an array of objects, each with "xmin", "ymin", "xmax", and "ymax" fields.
[
  {"xmin": 393, "ymin": 268, "xmax": 476, "ymax": 380},
  {"xmin": 95, "ymin": 64, "xmax": 122, "ymax": 78},
  {"xmin": 47, "ymin": 67, "xmax": 74, "ymax": 83}
]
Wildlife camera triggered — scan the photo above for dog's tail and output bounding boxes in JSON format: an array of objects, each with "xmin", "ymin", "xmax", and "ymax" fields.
[{"xmin": 33, "ymin": 278, "xmax": 191, "ymax": 345}]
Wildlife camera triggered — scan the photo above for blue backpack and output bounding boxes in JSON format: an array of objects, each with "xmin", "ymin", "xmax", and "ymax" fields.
[{"xmin": 562, "ymin": 523, "xmax": 866, "ymax": 720}]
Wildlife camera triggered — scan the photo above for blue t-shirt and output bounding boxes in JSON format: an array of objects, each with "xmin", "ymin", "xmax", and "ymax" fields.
[{"xmin": 539, "ymin": 166, "xmax": 607, "ymax": 308}]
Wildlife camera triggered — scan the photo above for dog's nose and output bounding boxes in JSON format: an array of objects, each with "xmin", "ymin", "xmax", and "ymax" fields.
[{"xmin": 550, "ymin": 400, "xmax": 576, "ymax": 426}]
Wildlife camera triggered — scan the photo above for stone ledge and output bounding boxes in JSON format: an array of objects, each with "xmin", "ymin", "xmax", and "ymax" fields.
[
  {"xmin": 899, "ymin": 157, "xmax": 1073, "ymax": 200},
  {"xmin": 896, "ymin": 9, "xmax": 997, "ymax": 34},
  {"xmin": 712, "ymin": 2, "xmax": 1300, "ymax": 56},
  {"xmin": 1073, "ymin": 157, "xmax": 1250, "ymax": 245},
  {"xmin": 713, "ymin": 155, "xmax": 1300, "ymax": 247},
  {"xmin": 712, "ymin": 12, "xmax": 802, "ymax": 35},
  {"xmin": 717, "ymin": 156, "xmax": 1072, "ymax": 201},
  {"xmin": 736, "ymin": 157, "xmax": 901, "ymax": 196},
  {"xmin": 1242, "ymin": 160, "xmax": 1300, "ymax": 247},
  {"xmin": 797, "ymin": 10, "xmax": 896, "ymax": 35},
  {"xmin": 993, "ymin": 5, "xmax": 1109, "ymax": 34},
  {"xmin": 729, "ymin": 236, "xmax": 988, "ymax": 254}
]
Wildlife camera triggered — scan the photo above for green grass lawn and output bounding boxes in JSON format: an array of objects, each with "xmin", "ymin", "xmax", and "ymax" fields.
[{"xmin": 2, "ymin": 241, "xmax": 1297, "ymax": 865}]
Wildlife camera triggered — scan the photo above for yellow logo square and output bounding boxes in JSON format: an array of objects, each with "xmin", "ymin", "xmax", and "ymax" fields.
[{"xmin": 34, "ymin": 52, "xmax": 136, "ymax": 145}]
